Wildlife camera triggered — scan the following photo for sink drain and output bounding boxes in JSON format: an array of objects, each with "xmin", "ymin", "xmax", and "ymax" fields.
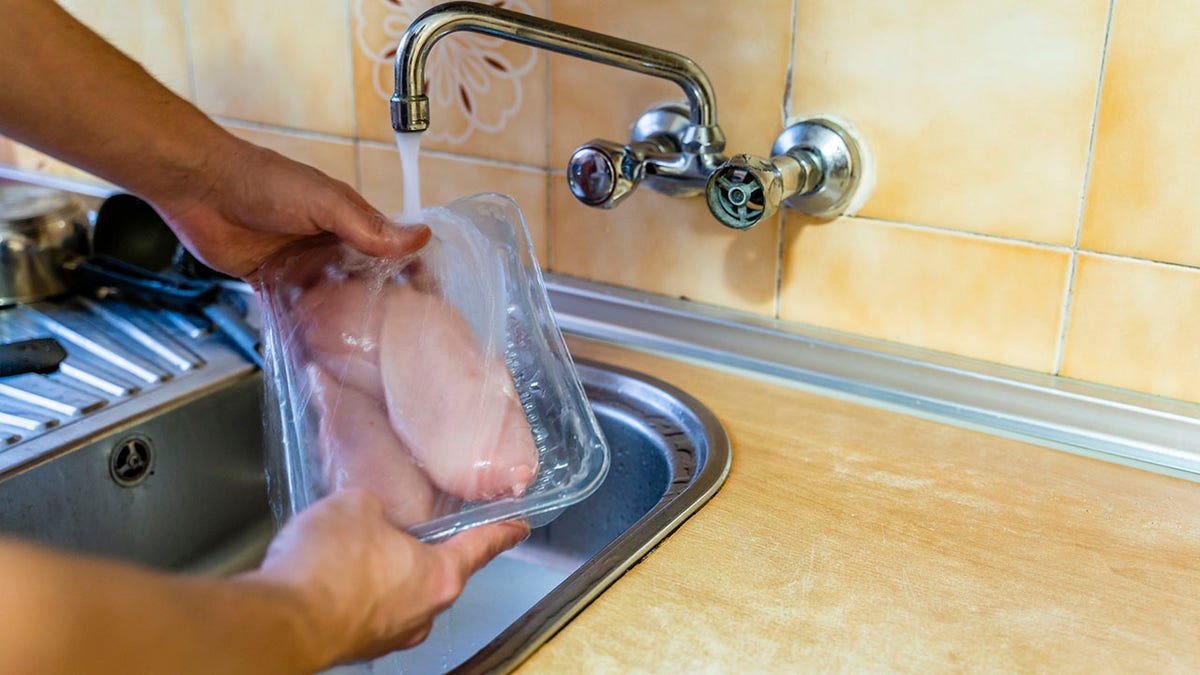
[{"xmin": 109, "ymin": 434, "xmax": 155, "ymax": 487}]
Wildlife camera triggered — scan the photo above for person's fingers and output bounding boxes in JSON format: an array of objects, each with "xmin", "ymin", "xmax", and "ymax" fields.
[
  {"xmin": 395, "ymin": 621, "xmax": 435, "ymax": 651},
  {"xmin": 325, "ymin": 486, "xmax": 388, "ymax": 520},
  {"xmin": 322, "ymin": 196, "xmax": 431, "ymax": 261},
  {"xmin": 435, "ymin": 520, "xmax": 530, "ymax": 581},
  {"xmin": 308, "ymin": 365, "xmax": 440, "ymax": 528}
]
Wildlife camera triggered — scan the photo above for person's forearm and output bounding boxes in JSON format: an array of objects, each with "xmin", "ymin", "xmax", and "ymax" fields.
[
  {"xmin": 0, "ymin": 539, "xmax": 327, "ymax": 674},
  {"xmin": 0, "ymin": 0, "xmax": 237, "ymax": 203}
]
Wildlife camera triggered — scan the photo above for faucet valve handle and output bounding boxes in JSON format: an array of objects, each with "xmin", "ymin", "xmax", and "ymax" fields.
[
  {"xmin": 705, "ymin": 155, "xmax": 792, "ymax": 230},
  {"xmin": 567, "ymin": 140, "xmax": 645, "ymax": 209},
  {"xmin": 705, "ymin": 116, "xmax": 869, "ymax": 229}
]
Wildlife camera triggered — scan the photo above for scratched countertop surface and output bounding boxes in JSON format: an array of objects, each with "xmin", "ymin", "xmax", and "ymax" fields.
[{"xmin": 519, "ymin": 338, "xmax": 1200, "ymax": 672}]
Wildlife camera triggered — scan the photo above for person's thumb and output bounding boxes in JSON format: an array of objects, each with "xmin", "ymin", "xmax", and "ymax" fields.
[
  {"xmin": 325, "ymin": 200, "xmax": 431, "ymax": 260},
  {"xmin": 436, "ymin": 520, "xmax": 530, "ymax": 581}
]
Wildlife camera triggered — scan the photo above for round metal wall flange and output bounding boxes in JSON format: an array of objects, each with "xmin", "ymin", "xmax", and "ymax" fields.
[
  {"xmin": 631, "ymin": 102, "xmax": 703, "ymax": 198},
  {"xmin": 773, "ymin": 117, "xmax": 865, "ymax": 219},
  {"xmin": 109, "ymin": 433, "xmax": 155, "ymax": 487},
  {"xmin": 630, "ymin": 102, "xmax": 690, "ymax": 148}
]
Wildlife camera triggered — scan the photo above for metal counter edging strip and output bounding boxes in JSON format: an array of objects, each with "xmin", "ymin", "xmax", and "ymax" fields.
[{"xmin": 544, "ymin": 274, "xmax": 1200, "ymax": 481}]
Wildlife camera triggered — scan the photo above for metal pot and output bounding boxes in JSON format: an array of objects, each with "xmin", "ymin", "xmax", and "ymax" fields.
[
  {"xmin": 0, "ymin": 185, "xmax": 261, "ymax": 367},
  {"xmin": 0, "ymin": 184, "xmax": 89, "ymax": 306}
]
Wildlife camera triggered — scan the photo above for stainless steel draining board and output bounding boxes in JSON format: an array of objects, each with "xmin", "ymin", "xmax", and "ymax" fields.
[{"xmin": 0, "ymin": 295, "xmax": 254, "ymax": 472}]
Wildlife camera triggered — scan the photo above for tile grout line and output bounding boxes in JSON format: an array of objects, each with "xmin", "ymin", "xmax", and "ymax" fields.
[
  {"xmin": 543, "ymin": 0, "xmax": 554, "ymax": 270},
  {"xmin": 1052, "ymin": 0, "xmax": 1117, "ymax": 375},
  {"xmin": 780, "ymin": 0, "xmax": 799, "ymax": 128},
  {"xmin": 215, "ymin": 117, "xmax": 352, "ymax": 143},
  {"xmin": 422, "ymin": 148, "xmax": 546, "ymax": 172},
  {"xmin": 773, "ymin": 212, "xmax": 786, "ymax": 320},
  {"xmin": 1081, "ymin": 249, "xmax": 1200, "ymax": 272},
  {"xmin": 854, "ymin": 215, "xmax": 1076, "ymax": 252},
  {"xmin": 179, "ymin": 0, "xmax": 199, "ymax": 103},
  {"xmin": 775, "ymin": 0, "xmax": 800, "ymax": 319},
  {"xmin": 215, "ymin": 115, "xmax": 550, "ymax": 173},
  {"xmin": 342, "ymin": 0, "xmax": 365, "ymax": 193}
]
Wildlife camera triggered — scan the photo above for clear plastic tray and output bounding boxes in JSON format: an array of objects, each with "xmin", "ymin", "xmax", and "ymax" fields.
[{"xmin": 258, "ymin": 194, "xmax": 609, "ymax": 540}]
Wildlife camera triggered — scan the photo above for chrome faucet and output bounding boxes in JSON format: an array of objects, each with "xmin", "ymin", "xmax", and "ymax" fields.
[
  {"xmin": 391, "ymin": 2, "xmax": 870, "ymax": 226},
  {"xmin": 391, "ymin": 1, "xmax": 725, "ymax": 208}
]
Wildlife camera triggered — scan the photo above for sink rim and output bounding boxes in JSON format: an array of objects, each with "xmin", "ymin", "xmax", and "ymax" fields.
[{"xmin": 453, "ymin": 357, "xmax": 732, "ymax": 673}]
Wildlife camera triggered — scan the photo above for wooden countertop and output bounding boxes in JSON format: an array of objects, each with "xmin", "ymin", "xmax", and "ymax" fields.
[{"xmin": 520, "ymin": 338, "xmax": 1200, "ymax": 672}]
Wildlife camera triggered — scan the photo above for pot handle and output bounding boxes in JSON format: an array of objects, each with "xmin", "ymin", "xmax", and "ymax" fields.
[
  {"xmin": 202, "ymin": 302, "xmax": 263, "ymax": 369},
  {"xmin": 0, "ymin": 337, "xmax": 67, "ymax": 377},
  {"xmin": 70, "ymin": 255, "xmax": 216, "ymax": 308}
]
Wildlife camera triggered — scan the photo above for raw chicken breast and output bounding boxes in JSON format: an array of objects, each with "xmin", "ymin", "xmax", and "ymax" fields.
[
  {"xmin": 378, "ymin": 285, "xmax": 539, "ymax": 501},
  {"xmin": 296, "ymin": 273, "xmax": 539, "ymax": 502},
  {"xmin": 306, "ymin": 365, "xmax": 438, "ymax": 528},
  {"xmin": 296, "ymin": 277, "xmax": 388, "ymax": 400}
]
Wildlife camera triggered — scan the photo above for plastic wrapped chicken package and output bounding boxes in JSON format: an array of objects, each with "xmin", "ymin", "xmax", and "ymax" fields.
[{"xmin": 258, "ymin": 194, "xmax": 609, "ymax": 540}]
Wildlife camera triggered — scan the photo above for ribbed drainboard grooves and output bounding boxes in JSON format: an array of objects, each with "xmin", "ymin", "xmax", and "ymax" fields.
[{"xmin": 0, "ymin": 297, "xmax": 213, "ymax": 448}]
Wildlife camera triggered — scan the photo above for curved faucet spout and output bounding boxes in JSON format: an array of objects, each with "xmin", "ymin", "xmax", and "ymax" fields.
[{"xmin": 391, "ymin": 1, "xmax": 720, "ymax": 136}]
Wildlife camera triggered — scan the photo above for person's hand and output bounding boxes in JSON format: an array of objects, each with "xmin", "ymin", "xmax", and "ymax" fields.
[
  {"xmin": 238, "ymin": 489, "xmax": 529, "ymax": 669},
  {"xmin": 146, "ymin": 136, "xmax": 430, "ymax": 281},
  {"xmin": 257, "ymin": 237, "xmax": 541, "ymax": 529}
]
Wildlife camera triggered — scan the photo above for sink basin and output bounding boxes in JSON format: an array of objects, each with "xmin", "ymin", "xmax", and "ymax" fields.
[
  {"xmin": 0, "ymin": 357, "xmax": 730, "ymax": 672},
  {"xmin": 334, "ymin": 360, "xmax": 731, "ymax": 673},
  {"xmin": 0, "ymin": 370, "xmax": 271, "ymax": 571}
]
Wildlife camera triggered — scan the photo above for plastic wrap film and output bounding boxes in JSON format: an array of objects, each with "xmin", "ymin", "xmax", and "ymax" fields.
[{"xmin": 259, "ymin": 194, "xmax": 609, "ymax": 540}]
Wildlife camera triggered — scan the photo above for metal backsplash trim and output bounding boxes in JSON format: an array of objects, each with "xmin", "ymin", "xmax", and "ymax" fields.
[{"xmin": 545, "ymin": 274, "xmax": 1200, "ymax": 481}]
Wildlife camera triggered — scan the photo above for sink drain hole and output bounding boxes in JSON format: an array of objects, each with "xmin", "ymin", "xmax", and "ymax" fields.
[{"xmin": 109, "ymin": 435, "xmax": 155, "ymax": 487}]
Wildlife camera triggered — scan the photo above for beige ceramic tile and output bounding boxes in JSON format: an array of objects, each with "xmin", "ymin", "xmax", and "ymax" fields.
[
  {"xmin": 59, "ymin": 0, "xmax": 190, "ymax": 98},
  {"xmin": 780, "ymin": 216, "xmax": 1070, "ymax": 372},
  {"xmin": 544, "ymin": 0, "xmax": 790, "ymax": 315},
  {"xmin": 9, "ymin": 141, "xmax": 111, "ymax": 189},
  {"xmin": 187, "ymin": 1, "xmax": 355, "ymax": 136},
  {"xmin": 224, "ymin": 124, "xmax": 358, "ymax": 189},
  {"xmin": 791, "ymin": 1, "xmax": 1107, "ymax": 244},
  {"xmin": 1082, "ymin": 4, "xmax": 1200, "ymax": 267},
  {"xmin": 0, "ymin": 137, "xmax": 14, "ymax": 166},
  {"xmin": 351, "ymin": 0, "xmax": 549, "ymax": 167},
  {"xmin": 550, "ymin": 175, "xmax": 778, "ymax": 315},
  {"xmin": 1061, "ymin": 254, "xmax": 1200, "ymax": 403},
  {"xmin": 548, "ymin": 0, "xmax": 792, "ymax": 168},
  {"xmin": 359, "ymin": 144, "xmax": 549, "ymax": 262}
]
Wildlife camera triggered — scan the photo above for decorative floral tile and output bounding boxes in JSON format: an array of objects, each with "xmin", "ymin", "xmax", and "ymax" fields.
[
  {"xmin": 352, "ymin": 0, "xmax": 549, "ymax": 167},
  {"xmin": 779, "ymin": 215, "xmax": 1070, "ymax": 372}
]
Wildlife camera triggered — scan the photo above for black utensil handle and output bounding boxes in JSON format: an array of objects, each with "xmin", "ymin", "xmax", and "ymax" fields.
[
  {"xmin": 72, "ymin": 255, "xmax": 216, "ymax": 308},
  {"xmin": 0, "ymin": 338, "xmax": 67, "ymax": 377},
  {"xmin": 202, "ymin": 303, "xmax": 263, "ymax": 369}
]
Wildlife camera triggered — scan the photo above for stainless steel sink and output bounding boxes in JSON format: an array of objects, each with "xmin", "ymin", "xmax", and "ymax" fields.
[
  {"xmin": 335, "ymin": 360, "xmax": 730, "ymax": 673},
  {"xmin": 0, "ymin": 355, "xmax": 730, "ymax": 673},
  {"xmin": 0, "ymin": 368, "xmax": 271, "ymax": 571}
]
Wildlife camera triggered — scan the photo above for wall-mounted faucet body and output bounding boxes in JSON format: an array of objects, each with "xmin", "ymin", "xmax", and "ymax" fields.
[
  {"xmin": 391, "ymin": 1, "xmax": 725, "ymax": 207},
  {"xmin": 391, "ymin": 2, "xmax": 719, "ymax": 133},
  {"xmin": 391, "ymin": 2, "xmax": 869, "ymax": 227},
  {"xmin": 706, "ymin": 118, "xmax": 869, "ymax": 229}
]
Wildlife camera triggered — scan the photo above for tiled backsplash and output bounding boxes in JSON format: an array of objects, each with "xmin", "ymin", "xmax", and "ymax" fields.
[{"xmin": 5, "ymin": 1, "xmax": 1199, "ymax": 404}]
